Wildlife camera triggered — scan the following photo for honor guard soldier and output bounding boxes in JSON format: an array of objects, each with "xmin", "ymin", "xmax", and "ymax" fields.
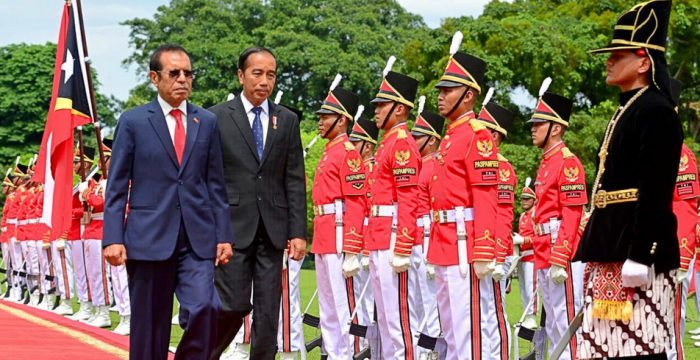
[
  {"xmin": 476, "ymin": 90, "xmax": 514, "ymax": 359},
  {"xmin": 528, "ymin": 79, "xmax": 587, "ymax": 360},
  {"xmin": 67, "ymin": 146, "xmax": 96, "ymax": 319},
  {"xmin": 577, "ymin": 2, "xmax": 683, "ymax": 358},
  {"xmin": 348, "ymin": 116, "xmax": 380, "ymax": 331},
  {"xmin": 1, "ymin": 168, "xmax": 17, "ymax": 299},
  {"xmin": 17, "ymin": 162, "xmax": 38, "ymax": 305},
  {"xmin": 7, "ymin": 162, "xmax": 29, "ymax": 302},
  {"xmin": 513, "ymin": 178, "xmax": 538, "ymax": 329},
  {"xmin": 429, "ymin": 31, "xmax": 499, "ymax": 360},
  {"xmin": 79, "ymin": 139, "xmax": 114, "ymax": 328},
  {"xmin": 30, "ymin": 177, "xmax": 56, "ymax": 311},
  {"xmin": 312, "ymin": 78, "xmax": 367, "ymax": 359},
  {"xmin": 409, "ymin": 99, "xmax": 445, "ymax": 360},
  {"xmin": 366, "ymin": 61, "xmax": 422, "ymax": 359},
  {"xmin": 668, "ymin": 78, "xmax": 697, "ymax": 360}
]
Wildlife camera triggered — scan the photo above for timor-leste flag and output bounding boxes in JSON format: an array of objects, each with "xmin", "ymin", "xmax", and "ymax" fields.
[{"xmin": 32, "ymin": 1, "xmax": 94, "ymax": 240}]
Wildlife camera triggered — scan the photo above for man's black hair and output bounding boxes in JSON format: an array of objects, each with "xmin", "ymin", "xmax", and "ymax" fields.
[
  {"xmin": 149, "ymin": 44, "xmax": 190, "ymax": 72},
  {"xmin": 238, "ymin": 46, "xmax": 276, "ymax": 72}
]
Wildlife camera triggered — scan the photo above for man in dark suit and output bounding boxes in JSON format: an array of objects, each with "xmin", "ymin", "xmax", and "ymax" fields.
[
  {"xmin": 208, "ymin": 46, "xmax": 307, "ymax": 359},
  {"xmin": 103, "ymin": 44, "xmax": 234, "ymax": 360}
]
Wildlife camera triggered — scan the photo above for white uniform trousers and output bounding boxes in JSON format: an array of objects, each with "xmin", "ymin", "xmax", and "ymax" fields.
[
  {"xmin": 22, "ymin": 241, "xmax": 40, "ymax": 293},
  {"xmin": 695, "ymin": 269, "xmax": 700, "ymax": 322},
  {"xmin": 356, "ymin": 253, "xmax": 375, "ymax": 327},
  {"xmin": 9, "ymin": 239, "xmax": 24, "ymax": 298},
  {"xmin": 481, "ymin": 262, "xmax": 511, "ymax": 360},
  {"xmin": 36, "ymin": 242, "xmax": 54, "ymax": 295},
  {"xmin": 435, "ymin": 263, "xmax": 495, "ymax": 360},
  {"xmin": 412, "ymin": 246, "xmax": 441, "ymax": 356},
  {"xmin": 370, "ymin": 249, "xmax": 419, "ymax": 360},
  {"xmin": 50, "ymin": 241, "xmax": 74, "ymax": 300},
  {"xmin": 571, "ymin": 261, "xmax": 585, "ymax": 312},
  {"xmin": 70, "ymin": 240, "xmax": 91, "ymax": 303},
  {"xmin": 538, "ymin": 265, "xmax": 578, "ymax": 360},
  {"xmin": 110, "ymin": 264, "xmax": 130, "ymax": 316},
  {"xmin": 278, "ymin": 257, "xmax": 305, "ymax": 355},
  {"xmin": 315, "ymin": 253, "xmax": 354, "ymax": 359},
  {"xmin": 1, "ymin": 243, "xmax": 10, "ymax": 282},
  {"xmin": 517, "ymin": 261, "xmax": 538, "ymax": 316},
  {"xmin": 669, "ymin": 258, "xmax": 694, "ymax": 360},
  {"xmin": 84, "ymin": 239, "xmax": 111, "ymax": 306}
]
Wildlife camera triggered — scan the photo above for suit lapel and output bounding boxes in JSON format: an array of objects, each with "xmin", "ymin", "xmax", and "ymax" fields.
[
  {"xmin": 178, "ymin": 104, "xmax": 201, "ymax": 174},
  {"xmin": 229, "ymin": 96, "xmax": 260, "ymax": 163},
  {"xmin": 260, "ymin": 101, "xmax": 280, "ymax": 167},
  {"xmin": 147, "ymin": 99, "xmax": 179, "ymax": 169}
]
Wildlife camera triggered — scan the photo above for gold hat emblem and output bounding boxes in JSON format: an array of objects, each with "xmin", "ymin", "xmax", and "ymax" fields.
[
  {"xmin": 347, "ymin": 158, "xmax": 362, "ymax": 173},
  {"xmin": 564, "ymin": 167, "xmax": 579, "ymax": 182},
  {"xmin": 395, "ymin": 150, "xmax": 410, "ymax": 167},
  {"xmin": 477, "ymin": 139, "xmax": 493, "ymax": 157},
  {"xmin": 679, "ymin": 153, "xmax": 689, "ymax": 172},
  {"xmin": 499, "ymin": 168, "xmax": 510, "ymax": 182}
]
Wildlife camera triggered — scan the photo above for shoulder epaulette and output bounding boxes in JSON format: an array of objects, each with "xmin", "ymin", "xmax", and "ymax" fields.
[
  {"xmin": 344, "ymin": 141, "xmax": 355, "ymax": 152},
  {"xmin": 397, "ymin": 129, "xmax": 407, "ymax": 139},
  {"xmin": 497, "ymin": 153, "xmax": 509, "ymax": 162},
  {"xmin": 469, "ymin": 119, "xmax": 487, "ymax": 132},
  {"xmin": 562, "ymin": 147, "xmax": 574, "ymax": 159}
]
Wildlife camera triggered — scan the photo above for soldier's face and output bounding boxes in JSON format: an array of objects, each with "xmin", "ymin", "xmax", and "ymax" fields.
[
  {"xmin": 605, "ymin": 50, "xmax": 650, "ymax": 89},
  {"xmin": 73, "ymin": 161, "xmax": 80, "ymax": 174},
  {"xmin": 238, "ymin": 52, "xmax": 276, "ymax": 107},
  {"xmin": 531, "ymin": 121, "xmax": 549, "ymax": 147},
  {"xmin": 318, "ymin": 114, "xmax": 343, "ymax": 138},
  {"xmin": 437, "ymin": 86, "xmax": 475, "ymax": 119},
  {"xmin": 521, "ymin": 197, "xmax": 534, "ymax": 210},
  {"xmin": 150, "ymin": 51, "xmax": 192, "ymax": 107},
  {"xmin": 2, "ymin": 185, "xmax": 8, "ymax": 195}
]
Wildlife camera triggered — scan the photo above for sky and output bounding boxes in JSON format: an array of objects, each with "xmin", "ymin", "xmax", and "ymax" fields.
[{"xmin": 0, "ymin": 0, "xmax": 493, "ymax": 103}]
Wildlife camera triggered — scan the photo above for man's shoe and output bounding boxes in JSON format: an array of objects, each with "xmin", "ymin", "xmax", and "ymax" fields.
[
  {"xmin": 109, "ymin": 303, "xmax": 118, "ymax": 313},
  {"xmin": 113, "ymin": 315, "xmax": 131, "ymax": 335},
  {"xmin": 29, "ymin": 293, "xmax": 41, "ymax": 308},
  {"xmin": 86, "ymin": 306, "xmax": 111, "ymax": 328},
  {"xmin": 69, "ymin": 301, "xmax": 93, "ymax": 321},
  {"xmin": 44, "ymin": 294, "xmax": 56, "ymax": 311},
  {"xmin": 522, "ymin": 314, "xmax": 538, "ymax": 330},
  {"xmin": 225, "ymin": 343, "xmax": 250, "ymax": 360},
  {"xmin": 279, "ymin": 351, "xmax": 299, "ymax": 360},
  {"xmin": 689, "ymin": 327, "xmax": 700, "ymax": 335},
  {"xmin": 692, "ymin": 334, "xmax": 700, "ymax": 341},
  {"xmin": 53, "ymin": 299, "xmax": 74, "ymax": 316}
]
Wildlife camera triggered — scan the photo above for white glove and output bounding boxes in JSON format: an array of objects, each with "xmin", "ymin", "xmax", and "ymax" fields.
[
  {"xmin": 10, "ymin": 237, "xmax": 18, "ymax": 244},
  {"xmin": 492, "ymin": 262, "xmax": 506, "ymax": 282},
  {"xmin": 342, "ymin": 253, "xmax": 361, "ymax": 278},
  {"xmin": 391, "ymin": 254, "xmax": 411, "ymax": 274},
  {"xmin": 426, "ymin": 263, "xmax": 435, "ymax": 280},
  {"xmin": 99, "ymin": 179, "xmax": 108, "ymax": 193},
  {"xmin": 512, "ymin": 233, "xmax": 525, "ymax": 245},
  {"xmin": 55, "ymin": 239, "xmax": 66, "ymax": 251},
  {"xmin": 78, "ymin": 181, "xmax": 89, "ymax": 201},
  {"xmin": 473, "ymin": 261, "xmax": 495, "ymax": 279},
  {"xmin": 41, "ymin": 241, "xmax": 51, "ymax": 250},
  {"xmin": 677, "ymin": 269, "xmax": 690, "ymax": 284},
  {"xmin": 361, "ymin": 254, "xmax": 370, "ymax": 271},
  {"xmin": 282, "ymin": 249, "xmax": 288, "ymax": 270},
  {"xmin": 621, "ymin": 259, "xmax": 650, "ymax": 288},
  {"xmin": 550, "ymin": 264, "xmax": 568, "ymax": 285}
]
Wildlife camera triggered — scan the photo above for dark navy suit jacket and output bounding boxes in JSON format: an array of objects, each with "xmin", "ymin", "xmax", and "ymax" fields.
[{"xmin": 103, "ymin": 98, "xmax": 235, "ymax": 261}]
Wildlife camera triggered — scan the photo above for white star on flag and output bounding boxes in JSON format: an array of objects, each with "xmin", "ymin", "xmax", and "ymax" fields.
[{"xmin": 61, "ymin": 49, "xmax": 74, "ymax": 84}]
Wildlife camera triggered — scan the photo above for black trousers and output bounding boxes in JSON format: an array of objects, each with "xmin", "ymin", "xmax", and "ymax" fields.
[{"xmin": 210, "ymin": 220, "xmax": 284, "ymax": 359}]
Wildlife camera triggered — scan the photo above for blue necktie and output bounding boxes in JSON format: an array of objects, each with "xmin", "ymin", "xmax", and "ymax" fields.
[{"xmin": 252, "ymin": 106, "xmax": 264, "ymax": 160}]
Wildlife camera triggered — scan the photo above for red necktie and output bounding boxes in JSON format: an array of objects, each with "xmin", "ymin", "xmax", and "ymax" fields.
[{"xmin": 170, "ymin": 109, "xmax": 186, "ymax": 164}]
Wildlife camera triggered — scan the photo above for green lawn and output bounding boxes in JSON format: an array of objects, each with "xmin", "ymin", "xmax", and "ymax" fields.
[{"xmin": 2, "ymin": 267, "xmax": 700, "ymax": 359}]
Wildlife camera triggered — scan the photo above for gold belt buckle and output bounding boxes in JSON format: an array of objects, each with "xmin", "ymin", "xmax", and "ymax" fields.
[
  {"xmin": 432, "ymin": 211, "xmax": 439, "ymax": 223},
  {"xmin": 594, "ymin": 190, "xmax": 607, "ymax": 209}
]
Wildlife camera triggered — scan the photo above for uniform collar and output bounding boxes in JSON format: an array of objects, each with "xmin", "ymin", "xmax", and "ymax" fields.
[
  {"xmin": 382, "ymin": 122, "xmax": 407, "ymax": 141},
  {"xmin": 422, "ymin": 153, "xmax": 436, "ymax": 162},
  {"xmin": 326, "ymin": 133, "xmax": 348, "ymax": 149},
  {"xmin": 363, "ymin": 157, "xmax": 375, "ymax": 164},
  {"xmin": 543, "ymin": 141, "xmax": 565, "ymax": 160},
  {"xmin": 619, "ymin": 87, "xmax": 645, "ymax": 106},
  {"xmin": 447, "ymin": 111, "xmax": 475, "ymax": 131}
]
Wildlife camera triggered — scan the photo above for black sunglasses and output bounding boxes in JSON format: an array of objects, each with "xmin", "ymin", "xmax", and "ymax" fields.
[{"xmin": 157, "ymin": 69, "xmax": 196, "ymax": 79}]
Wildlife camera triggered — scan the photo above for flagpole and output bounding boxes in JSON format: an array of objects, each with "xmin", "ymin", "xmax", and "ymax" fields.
[{"xmin": 72, "ymin": 0, "xmax": 107, "ymax": 179}]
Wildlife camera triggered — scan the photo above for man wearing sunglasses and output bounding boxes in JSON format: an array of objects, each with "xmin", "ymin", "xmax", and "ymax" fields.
[{"xmin": 104, "ymin": 43, "xmax": 234, "ymax": 360}]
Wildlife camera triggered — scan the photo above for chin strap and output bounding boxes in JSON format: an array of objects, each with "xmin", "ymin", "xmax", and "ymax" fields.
[
  {"xmin": 359, "ymin": 140, "xmax": 367, "ymax": 156},
  {"xmin": 322, "ymin": 114, "xmax": 343, "ymax": 139},
  {"xmin": 446, "ymin": 87, "xmax": 470, "ymax": 119},
  {"xmin": 419, "ymin": 136, "xmax": 431, "ymax": 153},
  {"xmin": 539, "ymin": 121, "xmax": 554, "ymax": 149},
  {"xmin": 378, "ymin": 102, "xmax": 399, "ymax": 130}
]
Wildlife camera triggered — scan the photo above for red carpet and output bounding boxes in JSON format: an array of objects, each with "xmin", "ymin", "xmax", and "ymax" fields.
[{"xmin": 0, "ymin": 300, "xmax": 175, "ymax": 359}]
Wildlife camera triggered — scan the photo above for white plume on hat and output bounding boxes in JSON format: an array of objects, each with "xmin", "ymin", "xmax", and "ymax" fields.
[
  {"xmin": 355, "ymin": 105, "xmax": 365, "ymax": 120},
  {"xmin": 383, "ymin": 56, "xmax": 397, "ymax": 77},
  {"xmin": 226, "ymin": 93, "xmax": 235, "ymax": 101},
  {"xmin": 539, "ymin": 77, "xmax": 552, "ymax": 98},
  {"xmin": 330, "ymin": 74, "xmax": 343, "ymax": 91},
  {"xmin": 482, "ymin": 87, "xmax": 495, "ymax": 107},
  {"xmin": 274, "ymin": 91, "xmax": 283, "ymax": 104},
  {"xmin": 417, "ymin": 95, "xmax": 426, "ymax": 115},
  {"xmin": 450, "ymin": 31, "xmax": 464, "ymax": 56}
]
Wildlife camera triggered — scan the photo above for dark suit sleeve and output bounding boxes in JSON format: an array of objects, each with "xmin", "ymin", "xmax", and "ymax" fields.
[
  {"xmin": 285, "ymin": 115, "xmax": 308, "ymax": 240},
  {"xmin": 207, "ymin": 116, "xmax": 235, "ymax": 244},
  {"xmin": 103, "ymin": 113, "xmax": 134, "ymax": 248},
  {"xmin": 629, "ymin": 106, "xmax": 682, "ymax": 265}
]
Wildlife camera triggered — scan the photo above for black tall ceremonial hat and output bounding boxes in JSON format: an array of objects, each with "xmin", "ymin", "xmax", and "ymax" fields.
[
  {"xmin": 371, "ymin": 71, "xmax": 419, "ymax": 108},
  {"xmin": 74, "ymin": 146, "xmax": 96, "ymax": 163},
  {"xmin": 590, "ymin": 0, "xmax": 672, "ymax": 54},
  {"xmin": 528, "ymin": 92, "xmax": 574, "ymax": 127},
  {"xmin": 411, "ymin": 111, "xmax": 445, "ymax": 140},
  {"xmin": 349, "ymin": 118, "xmax": 380, "ymax": 145},
  {"xmin": 435, "ymin": 52, "xmax": 487, "ymax": 94},
  {"xmin": 521, "ymin": 177, "xmax": 536, "ymax": 199},
  {"xmin": 477, "ymin": 103, "xmax": 513, "ymax": 137},
  {"xmin": 670, "ymin": 78, "xmax": 682, "ymax": 107},
  {"xmin": 316, "ymin": 87, "xmax": 360, "ymax": 121},
  {"xmin": 101, "ymin": 139, "xmax": 113, "ymax": 157},
  {"xmin": 281, "ymin": 104, "xmax": 304, "ymax": 123},
  {"xmin": 16, "ymin": 164, "xmax": 29, "ymax": 176}
]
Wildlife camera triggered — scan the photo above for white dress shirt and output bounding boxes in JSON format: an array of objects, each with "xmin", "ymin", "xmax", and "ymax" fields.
[
  {"xmin": 240, "ymin": 92, "xmax": 270, "ymax": 148},
  {"xmin": 157, "ymin": 95, "xmax": 188, "ymax": 144}
]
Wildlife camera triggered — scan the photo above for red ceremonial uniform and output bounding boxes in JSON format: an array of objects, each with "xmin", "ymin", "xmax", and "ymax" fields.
[
  {"xmin": 428, "ymin": 112, "xmax": 498, "ymax": 265},
  {"xmin": 16, "ymin": 187, "xmax": 35, "ymax": 241},
  {"xmin": 6, "ymin": 186, "xmax": 27, "ymax": 240},
  {"xmin": 495, "ymin": 154, "xmax": 516, "ymax": 263},
  {"xmin": 0, "ymin": 193, "xmax": 14, "ymax": 243},
  {"xmin": 82, "ymin": 179, "xmax": 104, "ymax": 240},
  {"xmin": 311, "ymin": 134, "xmax": 367, "ymax": 255},
  {"xmin": 518, "ymin": 208, "xmax": 536, "ymax": 262},
  {"xmin": 532, "ymin": 142, "xmax": 587, "ymax": 270},
  {"xmin": 68, "ymin": 193, "xmax": 84, "ymax": 241},
  {"xmin": 366, "ymin": 123, "xmax": 421, "ymax": 256},
  {"xmin": 673, "ymin": 143, "xmax": 699, "ymax": 271},
  {"xmin": 415, "ymin": 153, "xmax": 437, "ymax": 247},
  {"xmin": 361, "ymin": 158, "xmax": 374, "ymax": 255},
  {"xmin": 31, "ymin": 185, "xmax": 51, "ymax": 242}
]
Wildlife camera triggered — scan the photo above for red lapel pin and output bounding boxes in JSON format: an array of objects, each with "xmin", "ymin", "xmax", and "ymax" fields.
[{"xmin": 194, "ymin": 117, "xmax": 199, "ymax": 124}]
